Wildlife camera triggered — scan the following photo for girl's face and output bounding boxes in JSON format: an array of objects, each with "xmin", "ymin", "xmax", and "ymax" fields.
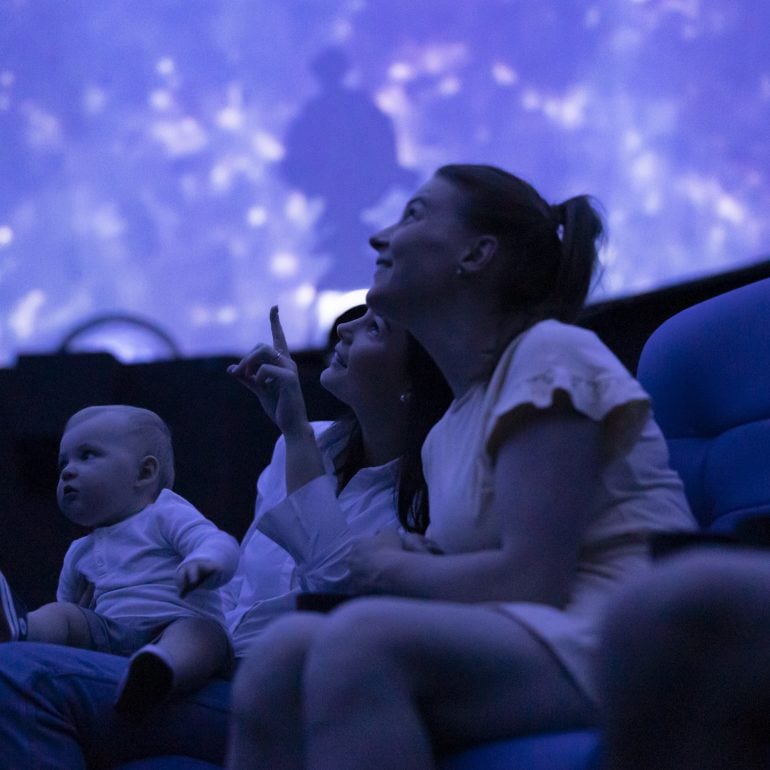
[
  {"xmin": 366, "ymin": 173, "xmax": 476, "ymax": 324},
  {"xmin": 321, "ymin": 308, "xmax": 411, "ymax": 415}
]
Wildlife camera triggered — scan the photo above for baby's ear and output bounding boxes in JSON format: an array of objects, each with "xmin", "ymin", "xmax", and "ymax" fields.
[{"xmin": 137, "ymin": 455, "xmax": 160, "ymax": 487}]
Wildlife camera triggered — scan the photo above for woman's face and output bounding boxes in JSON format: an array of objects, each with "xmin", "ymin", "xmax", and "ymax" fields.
[
  {"xmin": 320, "ymin": 308, "xmax": 411, "ymax": 415},
  {"xmin": 366, "ymin": 173, "xmax": 476, "ymax": 323}
]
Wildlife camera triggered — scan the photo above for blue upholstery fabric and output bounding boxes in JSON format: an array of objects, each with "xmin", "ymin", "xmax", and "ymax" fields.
[
  {"xmin": 637, "ymin": 276, "xmax": 770, "ymax": 529},
  {"xmin": 114, "ymin": 730, "xmax": 602, "ymax": 770},
  {"xmin": 439, "ymin": 730, "xmax": 601, "ymax": 769}
]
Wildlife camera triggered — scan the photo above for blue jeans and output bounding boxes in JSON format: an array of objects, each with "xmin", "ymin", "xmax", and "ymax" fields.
[{"xmin": 0, "ymin": 642, "xmax": 230, "ymax": 769}]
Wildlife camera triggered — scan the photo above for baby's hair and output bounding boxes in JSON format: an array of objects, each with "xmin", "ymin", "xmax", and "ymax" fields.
[{"xmin": 64, "ymin": 405, "xmax": 175, "ymax": 494}]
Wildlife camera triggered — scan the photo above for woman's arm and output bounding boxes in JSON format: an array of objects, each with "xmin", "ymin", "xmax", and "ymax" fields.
[
  {"xmin": 256, "ymin": 456, "xmax": 400, "ymax": 593},
  {"xmin": 344, "ymin": 403, "xmax": 604, "ymax": 606}
]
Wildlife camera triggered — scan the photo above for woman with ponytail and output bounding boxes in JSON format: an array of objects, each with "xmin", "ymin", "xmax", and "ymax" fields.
[{"xmin": 227, "ymin": 165, "xmax": 695, "ymax": 770}]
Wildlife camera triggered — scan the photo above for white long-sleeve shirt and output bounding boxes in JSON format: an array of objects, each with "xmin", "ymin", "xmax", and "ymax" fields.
[
  {"xmin": 57, "ymin": 489, "xmax": 240, "ymax": 624},
  {"xmin": 224, "ymin": 421, "xmax": 400, "ymax": 658}
]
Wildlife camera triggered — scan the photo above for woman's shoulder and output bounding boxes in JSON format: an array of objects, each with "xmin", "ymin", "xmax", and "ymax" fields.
[
  {"xmin": 507, "ymin": 319, "xmax": 620, "ymax": 374},
  {"xmin": 488, "ymin": 321, "xmax": 651, "ymax": 457},
  {"xmin": 518, "ymin": 318, "xmax": 603, "ymax": 351}
]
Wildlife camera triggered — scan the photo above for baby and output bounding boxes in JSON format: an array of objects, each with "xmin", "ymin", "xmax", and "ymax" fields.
[{"xmin": 0, "ymin": 404, "xmax": 239, "ymax": 716}]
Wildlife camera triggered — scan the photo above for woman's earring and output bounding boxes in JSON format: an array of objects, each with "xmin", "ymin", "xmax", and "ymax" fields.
[
  {"xmin": 455, "ymin": 265, "xmax": 465, "ymax": 277},
  {"xmin": 399, "ymin": 392, "xmax": 411, "ymax": 404}
]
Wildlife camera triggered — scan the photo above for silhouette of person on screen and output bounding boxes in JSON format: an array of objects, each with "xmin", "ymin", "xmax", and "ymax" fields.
[{"xmin": 280, "ymin": 48, "xmax": 416, "ymax": 291}]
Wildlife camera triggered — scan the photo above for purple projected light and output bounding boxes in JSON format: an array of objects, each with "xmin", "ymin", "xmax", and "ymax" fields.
[{"xmin": 0, "ymin": 0, "xmax": 768, "ymax": 364}]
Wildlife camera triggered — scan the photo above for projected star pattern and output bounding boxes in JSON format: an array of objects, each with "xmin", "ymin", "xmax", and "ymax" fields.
[{"xmin": 0, "ymin": 0, "xmax": 768, "ymax": 363}]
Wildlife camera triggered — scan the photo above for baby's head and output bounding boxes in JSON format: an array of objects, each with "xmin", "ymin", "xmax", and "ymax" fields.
[{"xmin": 57, "ymin": 405, "xmax": 175, "ymax": 528}]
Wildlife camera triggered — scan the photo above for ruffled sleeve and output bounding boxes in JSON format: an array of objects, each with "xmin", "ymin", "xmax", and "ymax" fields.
[{"xmin": 485, "ymin": 321, "xmax": 650, "ymax": 458}]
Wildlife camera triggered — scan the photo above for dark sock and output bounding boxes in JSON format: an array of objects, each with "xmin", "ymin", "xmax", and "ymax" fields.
[{"xmin": 114, "ymin": 648, "xmax": 174, "ymax": 718}]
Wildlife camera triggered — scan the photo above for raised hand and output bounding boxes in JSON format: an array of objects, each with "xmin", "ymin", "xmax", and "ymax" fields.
[{"xmin": 227, "ymin": 306, "xmax": 311, "ymax": 438}]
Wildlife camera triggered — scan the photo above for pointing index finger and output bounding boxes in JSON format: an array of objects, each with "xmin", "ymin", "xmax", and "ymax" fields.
[{"xmin": 270, "ymin": 305, "xmax": 289, "ymax": 355}]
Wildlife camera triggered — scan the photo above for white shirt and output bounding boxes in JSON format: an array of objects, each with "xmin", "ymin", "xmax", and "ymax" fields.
[
  {"xmin": 224, "ymin": 421, "xmax": 400, "ymax": 658},
  {"xmin": 57, "ymin": 489, "xmax": 240, "ymax": 624},
  {"xmin": 424, "ymin": 320, "xmax": 694, "ymax": 554},
  {"xmin": 422, "ymin": 320, "xmax": 696, "ymax": 703}
]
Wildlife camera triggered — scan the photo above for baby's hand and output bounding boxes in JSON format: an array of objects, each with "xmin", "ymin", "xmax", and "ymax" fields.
[{"xmin": 176, "ymin": 558, "xmax": 222, "ymax": 597}]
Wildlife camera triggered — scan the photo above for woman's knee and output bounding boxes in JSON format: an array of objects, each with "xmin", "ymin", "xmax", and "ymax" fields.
[
  {"xmin": 231, "ymin": 613, "xmax": 324, "ymax": 722},
  {"xmin": 610, "ymin": 551, "xmax": 769, "ymax": 640},
  {"xmin": 601, "ymin": 549, "xmax": 770, "ymax": 693},
  {"xmin": 304, "ymin": 598, "xmax": 419, "ymax": 700},
  {"xmin": 314, "ymin": 599, "xmax": 408, "ymax": 659}
]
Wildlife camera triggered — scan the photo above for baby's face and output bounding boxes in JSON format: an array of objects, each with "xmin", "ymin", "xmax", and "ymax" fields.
[{"xmin": 57, "ymin": 411, "xmax": 146, "ymax": 527}]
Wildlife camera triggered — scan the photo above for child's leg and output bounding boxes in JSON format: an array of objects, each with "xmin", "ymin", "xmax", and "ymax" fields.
[
  {"xmin": 2, "ymin": 570, "xmax": 92, "ymax": 647},
  {"xmin": 154, "ymin": 616, "xmax": 231, "ymax": 692},
  {"xmin": 114, "ymin": 616, "xmax": 230, "ymax": 717},
  {"xmin": 26, "ymin": 603, "xmax": 94, "ymax": 647}
]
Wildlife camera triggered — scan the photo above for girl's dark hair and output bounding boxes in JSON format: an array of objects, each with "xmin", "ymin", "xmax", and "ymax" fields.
[
  {"xmin": 331, "ymin": 308, "xmax": 451, "ymax": 534},
  {"xmin": 332, "ymin": 412, "xmax": 365, "ymax": 495},
  {"xmin": 395, "ymin": 333, "xmax": 452, "ymax": 533},
  {"xmin": 436, "ymin": 164, "xmax": 604, "ymax": 322}
]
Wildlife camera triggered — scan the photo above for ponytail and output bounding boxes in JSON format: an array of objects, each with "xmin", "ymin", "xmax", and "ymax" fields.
[{"xmin": 549, "ymin": 195, "xmax": 604, "ymax": 322}]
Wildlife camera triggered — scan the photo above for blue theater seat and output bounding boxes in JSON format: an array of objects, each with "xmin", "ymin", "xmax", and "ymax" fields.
[{"xmin": 637, "ymin": 275, "xmax": 770, "ymax": 535}]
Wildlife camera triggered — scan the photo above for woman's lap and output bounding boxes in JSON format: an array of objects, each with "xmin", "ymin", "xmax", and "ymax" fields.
[
  {"xmin": 2, "ymin": 599, "xmax": 602, "ymax": 766},
  {"xmin": 0, "ymin": 642, "xmax": 231, "ymax": 769},
  {"xmin": 305, "ymin": 597, "xmax": 597, "ymax": 751}
]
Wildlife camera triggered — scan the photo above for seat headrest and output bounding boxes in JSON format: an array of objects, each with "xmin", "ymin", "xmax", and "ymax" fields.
[{"xmin": 638, "ymin": 277, "xmax": 770, "ymax": 528}]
